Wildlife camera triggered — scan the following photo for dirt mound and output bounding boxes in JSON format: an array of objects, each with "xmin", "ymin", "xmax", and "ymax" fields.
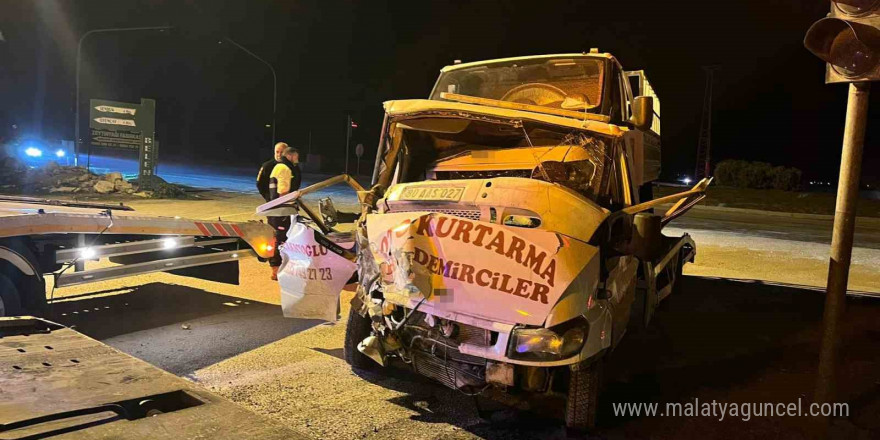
[{"xmin": 0, "ymin": 156, "xmax": 188, "ymax": 199}]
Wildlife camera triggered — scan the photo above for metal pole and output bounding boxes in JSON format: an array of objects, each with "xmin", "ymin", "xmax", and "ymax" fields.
[
  {"xmin": 371, "ymin": 114, "xmax": 388, "ymax": 186},
  {"xmin": 704, "ymin": 69, "xmax": 714, "ymax": 178},
  {"xmin": 345, "ymin": 115, "xmax": 352, "ymax": 174},
  {"xmin": 815, "ymin": 82, "xmax": 870, "ymax": 408},
  {"xmin": 223, "ymin": 38, "xmax": 276, "ymax": 147},
  {"xmin": 75, "ymin": 26, "xmax": 172, "ymax": 170}
]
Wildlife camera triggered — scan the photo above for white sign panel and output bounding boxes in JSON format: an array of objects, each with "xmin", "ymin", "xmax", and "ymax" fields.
[
  {"xmin": 93, "ymin": 117, "xmax": 136, "ymax": 127},
  {"xmin": 277, "ymin": 223, "xmax": 357, "ymax": 322},
  {"xmin": 366, "ymin": 212, "xmax": 593, "ymax": 326},
  {"xmin": 94, "ymin": 105, "xmax": 137, "ymax": 115}
]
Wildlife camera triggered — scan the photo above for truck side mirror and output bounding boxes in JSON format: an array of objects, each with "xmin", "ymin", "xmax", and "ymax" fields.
[{"xmin": 629, "ymin": 96, "xmax": 654, "ymax": 131}]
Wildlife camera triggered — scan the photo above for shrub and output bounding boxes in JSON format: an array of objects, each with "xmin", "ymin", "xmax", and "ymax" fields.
[
  {"xmin": 714, "ymin": 160, "xmax": 747, "ymax": 187},
  {"xmin": 741, "ymin": 162, "xmax": 773, "ymax": 189},
  {"xmin": 772, "ymin": 166, "xmax": 802, "ymax": 191},
  {"xmin": 713, "ymin": 160, "xmax": 802, "ymax": 191}
]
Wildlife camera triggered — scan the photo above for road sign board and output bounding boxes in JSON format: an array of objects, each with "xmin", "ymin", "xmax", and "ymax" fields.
[{"xmin": 88, "ymin": 98, "xmax": 158, "ymax": 186}]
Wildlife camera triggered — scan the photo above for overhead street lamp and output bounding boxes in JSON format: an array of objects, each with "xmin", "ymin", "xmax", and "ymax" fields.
[
  {"xmin": 221, "ymin": 37, "xmax": 277, "ymax": 148},
  {"xmin": 75, "ymin": 26, "xmax": 172, "ymax": 168}
]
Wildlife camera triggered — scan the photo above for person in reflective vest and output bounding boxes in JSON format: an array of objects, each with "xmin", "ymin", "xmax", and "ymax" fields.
[
  {"xmin": 256, "ymin": 143, "xmax": 286, "ymax": 202},
  {"xmin": 268, "ymin": 144, "xmax": 301, "ymax": 280}
]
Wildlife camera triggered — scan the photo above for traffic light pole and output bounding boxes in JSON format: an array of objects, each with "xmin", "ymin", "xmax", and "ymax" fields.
[{"xmin": 815, "ymin": 82, "xmax": 870, "ymax": 407}]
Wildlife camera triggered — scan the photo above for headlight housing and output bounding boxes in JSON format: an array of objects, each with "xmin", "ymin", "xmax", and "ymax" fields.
[{"xmin": 508, "ymin": 319, "xmax": 587, "ymax": 362}]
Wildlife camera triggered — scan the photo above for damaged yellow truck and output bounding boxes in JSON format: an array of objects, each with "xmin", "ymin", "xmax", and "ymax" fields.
[{"xmin": 261, "ymin": 52, "xmax": 710, "ymax": 431}]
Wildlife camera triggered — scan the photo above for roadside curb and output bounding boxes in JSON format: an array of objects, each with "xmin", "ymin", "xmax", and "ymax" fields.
[{"xmin": 658, "ymin": 203, "xmax": 880, "ymax": 226}]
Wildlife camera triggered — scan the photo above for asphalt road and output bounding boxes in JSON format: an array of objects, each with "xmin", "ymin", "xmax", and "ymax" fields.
[
  {"xmin": 47, "ymin": 276, "xmax": 880, "ymax": 439},
  {"xmin": 667, "ymin": 205, "xmax": 880, "ymax": 250},
  {"xmin": 87, "ymin": 154, "xmax": 366, "ymax": 200}
]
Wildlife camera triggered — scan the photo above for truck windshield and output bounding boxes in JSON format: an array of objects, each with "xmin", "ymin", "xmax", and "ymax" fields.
[
  {"xmin": 430, "ymin": 57, "xmax": 605, "ymax": 113},
  {"xmin": 394, "ymin": 118, "xmax": 614, "ymax": 204}
]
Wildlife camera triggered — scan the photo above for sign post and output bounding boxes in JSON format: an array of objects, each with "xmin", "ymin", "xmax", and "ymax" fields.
[
  {"xmin": 137, "ymin": 99, "xmax": 157, "ymax": 187},
  {"xmin": 88, "ymin": 98, "xmax": 158, "ymax": 188},
  {"xmin": 345, "ymin": 116, "xmax": 358, "ymax": 175},
  {"xmin": 355, "ymin": 143, "xmax": 364, "ymax": 176}
]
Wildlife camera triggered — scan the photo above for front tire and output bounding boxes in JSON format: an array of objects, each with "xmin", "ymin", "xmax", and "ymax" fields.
[
  {"xmin": 343, "ymin": 305, "xmax": 377, "ymax": 370},
  {"xmin": 565, "ymin": 358, "xmax": 603, "ymax": 431}
]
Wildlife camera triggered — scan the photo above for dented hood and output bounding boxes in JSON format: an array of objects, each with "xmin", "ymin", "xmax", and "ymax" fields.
[{"xmin": 366, "ymin": 211, "xmax": 597, "ymax": 326}]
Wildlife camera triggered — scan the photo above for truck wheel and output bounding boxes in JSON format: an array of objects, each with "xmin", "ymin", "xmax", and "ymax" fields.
[
  {"xmin": 343, "ymin": 306, "xmax": 376, "ymax": 370},
  {"xmin": 565, "ymin": 359, "xmax": 603, "ymax": 432},
  {"xmin": 0, "ymin": 242, "xmax": 46, "ymax": 317},
  {"xmin": 0, "ymin": 273, "xmax": 22, "ymax": 317}
]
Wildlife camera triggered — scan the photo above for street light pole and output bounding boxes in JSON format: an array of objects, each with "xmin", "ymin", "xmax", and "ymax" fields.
[
  {"xmin": 75, "ymin": 26, "xmax": 172, "ymax": 169},
  {"xmin": 222, "ymin": 37, "xmax": 277, "ymax": 148}
]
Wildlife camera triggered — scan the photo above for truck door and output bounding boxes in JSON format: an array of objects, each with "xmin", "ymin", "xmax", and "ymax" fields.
[{"xmin": 605, "ymin": 142, "xmax": 639, "ymax": 346}]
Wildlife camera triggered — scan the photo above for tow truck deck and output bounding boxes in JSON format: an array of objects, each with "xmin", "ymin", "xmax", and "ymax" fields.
[
  {"xmin": 0, "ymin": 195, "xmax": 275, "ymax": 317},
  {"xmin": 0, "ymin": 316, "xmax": 307, "ymax": 439}
]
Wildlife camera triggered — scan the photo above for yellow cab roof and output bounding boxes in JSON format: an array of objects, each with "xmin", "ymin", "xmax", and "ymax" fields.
[
  {"xmin": 439, "ymin": 53, "xmax": 614, "ymax": 73},
  {"xmin": 383, "ymin": 99, "xmax": 625, "ymax": 138}
]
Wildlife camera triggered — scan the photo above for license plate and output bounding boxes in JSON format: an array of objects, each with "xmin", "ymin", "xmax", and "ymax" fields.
[{"xmin": 400, "ymin": 186, "xmax": 465, "ymax": 202}]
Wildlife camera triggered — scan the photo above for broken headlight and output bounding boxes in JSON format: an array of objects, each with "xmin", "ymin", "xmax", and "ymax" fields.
[{"xmin": 508, "ymin": 319, "xmax": 586, "ymax": 362}]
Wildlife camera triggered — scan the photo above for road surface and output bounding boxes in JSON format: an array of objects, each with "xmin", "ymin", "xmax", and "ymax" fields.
[
  {"xmin": 667, "ymin": 205, "xmax": 880, "ymax": 250},
  {"xmin": 87, "ymin": 154, "xmax": 365, "ymax": 201},
  {"xmin": 39, "ymin": 164, "xmax": 880, "ymax": 438},
  {"xmin": 47, "ymin": 272, "xmax": 880, "ymax": 439}
]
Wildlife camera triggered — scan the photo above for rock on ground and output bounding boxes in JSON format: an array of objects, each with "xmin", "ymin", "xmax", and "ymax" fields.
[
  {"xmin": 93, "ymin": 180, "xmax": 115, "ymax": 194},
  {"xmin": 104, "ymin": 172, "xmax": 124, "ymax": 182}
]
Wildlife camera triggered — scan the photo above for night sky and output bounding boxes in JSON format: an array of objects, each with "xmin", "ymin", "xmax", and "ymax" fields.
[{"xmin": 1, "ymin": 0, "xmax": 879, "ymax": 182}]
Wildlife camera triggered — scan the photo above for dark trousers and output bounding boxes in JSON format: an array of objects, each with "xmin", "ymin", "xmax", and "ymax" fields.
[{"xmin": 268, "ymin": 215, "xmax": 291, "ymax": 267}]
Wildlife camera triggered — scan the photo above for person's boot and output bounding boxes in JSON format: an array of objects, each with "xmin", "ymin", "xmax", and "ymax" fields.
[{"xmin": 271, "ymin": 266, "xmax": 279, "ymax": 281}]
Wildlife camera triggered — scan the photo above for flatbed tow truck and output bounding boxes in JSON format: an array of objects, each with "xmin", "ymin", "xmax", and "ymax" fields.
[
  {"xmin": 0, "ymin": 196, "xmax": 288, "ymax": 438},
  {"xmin": 0, "ymin": 194, "xmax": 276, "ymax": 317}
]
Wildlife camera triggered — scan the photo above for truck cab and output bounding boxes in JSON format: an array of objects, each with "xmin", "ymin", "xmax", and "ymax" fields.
[{"xmin": 427, "ymin": 52, "xmax": 661, "ymax": 202}]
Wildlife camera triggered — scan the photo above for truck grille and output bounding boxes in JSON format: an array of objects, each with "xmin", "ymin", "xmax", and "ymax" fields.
[
  {"xmin": 412, "ymin": 350, "xmax": 486, "ymax": 390},
  {"xmin": 405, "ymin": 312, "xmax": 493, "ymax": 348},
  {"xmin": 456, "ymin": 323, "xmax": 491, "ymax": 347},
  {"xmin": 387, "ymin": 207, "xmax": 481, "ymax": 221},
  {"xmin": 413, "ymin": 351, "xmax": 457, "ymax": 389}
]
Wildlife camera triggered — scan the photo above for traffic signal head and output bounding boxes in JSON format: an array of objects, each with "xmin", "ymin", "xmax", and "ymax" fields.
[{"xmin": 805, "ymin": 1, "xmax": 880, "ymax": 83}]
